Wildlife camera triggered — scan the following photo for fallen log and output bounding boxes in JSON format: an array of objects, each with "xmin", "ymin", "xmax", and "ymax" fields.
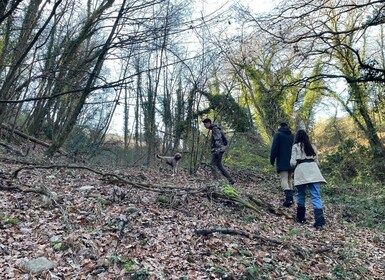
[{"xmin": 1, "ymin": 123, "xmax": 51, "ymax": 149}]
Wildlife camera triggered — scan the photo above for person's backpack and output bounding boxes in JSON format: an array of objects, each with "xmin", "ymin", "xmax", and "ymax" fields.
[{"xmin": 221, "ymin": 132, "xmax": 228, "ymax": 146}]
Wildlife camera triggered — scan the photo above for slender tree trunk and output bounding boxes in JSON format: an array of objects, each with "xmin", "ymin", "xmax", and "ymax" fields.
[
  {"xmin": 124, "ymin": 88, "xmax": 129, "ymax": 154},
  {"xmin": 46, "ymin": 0, "xmax": 121, "ymax": 156},
  {"xmin": 134, "ymin": 59, "xmax": 141, "ymax": 149},
  {"xmin": 173, "ymin": 75, "xmax": 185, "ymax": 151},
  {"xmin": 27, "ymin": 0, "xmax": 113, "ymax": 137},
  {"xmin": 0, "ymin": 0, "xmax": 61, "ymax": 119}
]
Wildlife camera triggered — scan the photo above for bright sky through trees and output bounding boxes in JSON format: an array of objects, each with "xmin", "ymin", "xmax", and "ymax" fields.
[{"xmin": 108, "ymin": 0, "xmax": 276, "ymax": 135}]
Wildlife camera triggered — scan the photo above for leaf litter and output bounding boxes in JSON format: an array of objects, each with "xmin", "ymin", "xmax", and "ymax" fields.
[{"xmin": 0, "ymin": 157, "xmax": 384, "ymax": 279}]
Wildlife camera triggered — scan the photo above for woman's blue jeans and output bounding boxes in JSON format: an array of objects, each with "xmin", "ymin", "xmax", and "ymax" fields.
[{"xmin": 295, "ymin": 182, "xmax": 323, "ymax": 209}]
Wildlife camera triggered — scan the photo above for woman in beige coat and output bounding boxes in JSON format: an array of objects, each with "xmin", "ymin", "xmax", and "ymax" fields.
[{"xmin": 290, "ymin": 130, "xmax": 326, "ymax": 229}]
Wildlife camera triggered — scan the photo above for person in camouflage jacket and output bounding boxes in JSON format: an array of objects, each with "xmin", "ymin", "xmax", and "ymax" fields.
[{"xmin": 203, "ymin": 118, "xmax": 235, "ymax": 185}]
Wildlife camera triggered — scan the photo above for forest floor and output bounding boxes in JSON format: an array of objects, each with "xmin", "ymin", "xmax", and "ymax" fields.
[{"xmin": 0, "ymin": 151, "xmax": 384, "ymax": 279}]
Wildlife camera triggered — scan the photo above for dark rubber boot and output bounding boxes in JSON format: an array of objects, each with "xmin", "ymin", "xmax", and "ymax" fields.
[
  {"xmin": 314, "ymin": 208, "xmax": 326, "ymax": 229},
  {"xmin": 283, "ymin": 190, "xmax": 294, "ymax": 207},
  {"xmin": 296, "ymin": 205, "xmax": 306, "ymax": 223}
]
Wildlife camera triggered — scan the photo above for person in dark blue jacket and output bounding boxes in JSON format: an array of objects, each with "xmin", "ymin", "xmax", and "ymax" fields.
[{"xmin": 270, "ymin": 122, "xmax": 295, "ymax": 207}]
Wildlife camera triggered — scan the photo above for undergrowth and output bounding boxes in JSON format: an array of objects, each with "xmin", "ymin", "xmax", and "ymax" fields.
[{"xmin": 323, "ymin": 181, "xmax": 385, "ymax": 232}]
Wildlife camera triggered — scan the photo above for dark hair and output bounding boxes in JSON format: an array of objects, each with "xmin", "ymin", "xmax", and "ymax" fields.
[
  {"xmin": 279, "ymin": 122, "xmax": 288, "ymax": 127},
  {"xmin": 294, "ymin": 129, "xmax": 316, "ymax": 156},
  {"xmin": 202, "ymin": 118, "xmax": 212, "ymax": 124}
]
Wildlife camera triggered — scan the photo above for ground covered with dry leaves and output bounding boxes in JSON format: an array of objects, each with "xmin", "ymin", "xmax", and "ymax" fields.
[{"xmin": 0, "ymin": 154, "xmax": 384, "ymax": 279}]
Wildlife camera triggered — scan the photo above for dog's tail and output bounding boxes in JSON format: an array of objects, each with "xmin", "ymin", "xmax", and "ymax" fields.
[{"xmin": 156, "ymin": 154, "xmax": 161, "ymax": 159}]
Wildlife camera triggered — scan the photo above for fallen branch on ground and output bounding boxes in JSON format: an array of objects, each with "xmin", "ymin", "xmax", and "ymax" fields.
[
  {"xmin": 1, "ymin": 123, "xmax": 51, "ymax": 149},
  {"xmin": 10, "ymin": 164, "xmax": 206, "ymax": 195},
  {"xmin": 7, "ymin": 163, "xmax": 292, "ymax": 221},
  {"xmin": 12, "ymin": 164, "xmax": 106, "ymax": 178},
  {"xmin": 0, "ymin": 142, "xmax": 26, "ymax": 156},
  {"xmin": 0, "ymin": 157, "xmax": 40, "ymax": 165},
  {"xmin": 0, "ymin": 184, "xmax": 50, "ymax": 195},
  {"xmin": 248, "ymin": 195, "xmax": 293, "ymax": 219},
  {"xmin": 208, "ymin": 189, "xmax": 262, "ymax": 214}
]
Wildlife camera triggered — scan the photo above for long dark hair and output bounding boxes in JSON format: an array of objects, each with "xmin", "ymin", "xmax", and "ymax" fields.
[{"xmin": 294, "ymin": 129, "xmax": 316, "ymax": 156}]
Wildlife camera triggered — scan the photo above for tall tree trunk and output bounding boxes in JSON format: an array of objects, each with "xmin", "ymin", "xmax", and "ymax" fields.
[
  {"xmin": 124, "ymin": 88, "xmax": 129, "ymax": 154},
  {"xmin": 173, "ymin": 75, "xmax": 185, "ymax": 151},
  {"xmin": 134, "ymin": 59, "xmax": 141, "ymax": 149}
]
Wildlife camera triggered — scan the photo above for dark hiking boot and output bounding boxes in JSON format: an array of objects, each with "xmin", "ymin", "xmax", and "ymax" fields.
[
  {"xmin": 313, "ymin": 208, "xmax": 326, "ymax": 229},
  {"xmin": 296, "ymin": 205, "xmax": 306, "ymax": 223},
  {"xmin": 283, "ymin": 190, "xmax": 294, "ymax": 207}
]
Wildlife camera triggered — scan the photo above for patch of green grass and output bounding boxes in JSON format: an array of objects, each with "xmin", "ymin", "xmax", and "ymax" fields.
[
  {"xmin": 98, "ymin": 197, "xmax": 107, "ymax": 205},
  {"xmin": 288, "ymin": 227, "xmax": 302, "ymax": 237},
  {"xmin": 352, "ymin": 266, "xmax": 369, "ymax": 274},
  {"xmin": 123, "ymin": 259, "xmax": 138, "ymax": 272},
  {"xmin": 2, "ymin": 217, "xmax": 20, "ymax": 225},
  {"xmin": 242, "ymin": 265, "xmax": 260, "ymax": 279},
  {"xmin": 224, "ymin": 249, "xmax": 232, "ymax": 258},
  {"xmin": 52, "ymin": 242, "xmax": 63, "ymax": 251},
  {"xmin": 331, "ymin": 264, "xmax": 355, "ymax": 279},
  {"xmin": 214, "ymin": 266, "xmax": 233, "ymax": 279}
]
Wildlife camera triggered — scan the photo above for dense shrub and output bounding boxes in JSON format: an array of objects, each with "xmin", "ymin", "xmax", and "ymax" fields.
[
  {"xmin": 224, "ymin": 132, "xmax": 270, "ymax": 171},
  {"xmin": 321, "ymin": 139, "xmax": 374, "ymax": 182}
]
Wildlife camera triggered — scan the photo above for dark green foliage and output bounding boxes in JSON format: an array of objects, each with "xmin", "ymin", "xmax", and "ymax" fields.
[
  {"xmin": 198, "ymin": 91, "xmax": 253, "ymax": 132},
  {"xmin": 318, "ymin": 132, "xmax": 385, "ymax": 232},
  {"xmin": 322, "ymin": 138, "xmax": 385, "ymax": 182},
  {"xmin": 224, "ymin": 133, "xmax": 269, "ymax": 170}
]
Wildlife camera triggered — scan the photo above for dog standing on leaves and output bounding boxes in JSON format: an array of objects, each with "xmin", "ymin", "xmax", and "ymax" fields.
[{"xmin": 156, "ymin": 153, "xmax": 182, "ymax": 176}]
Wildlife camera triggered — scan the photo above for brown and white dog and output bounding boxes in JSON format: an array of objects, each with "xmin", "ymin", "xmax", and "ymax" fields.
[{"xmin": 156, "ymin": 152, "xmax": 182, "ymax": 176}]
